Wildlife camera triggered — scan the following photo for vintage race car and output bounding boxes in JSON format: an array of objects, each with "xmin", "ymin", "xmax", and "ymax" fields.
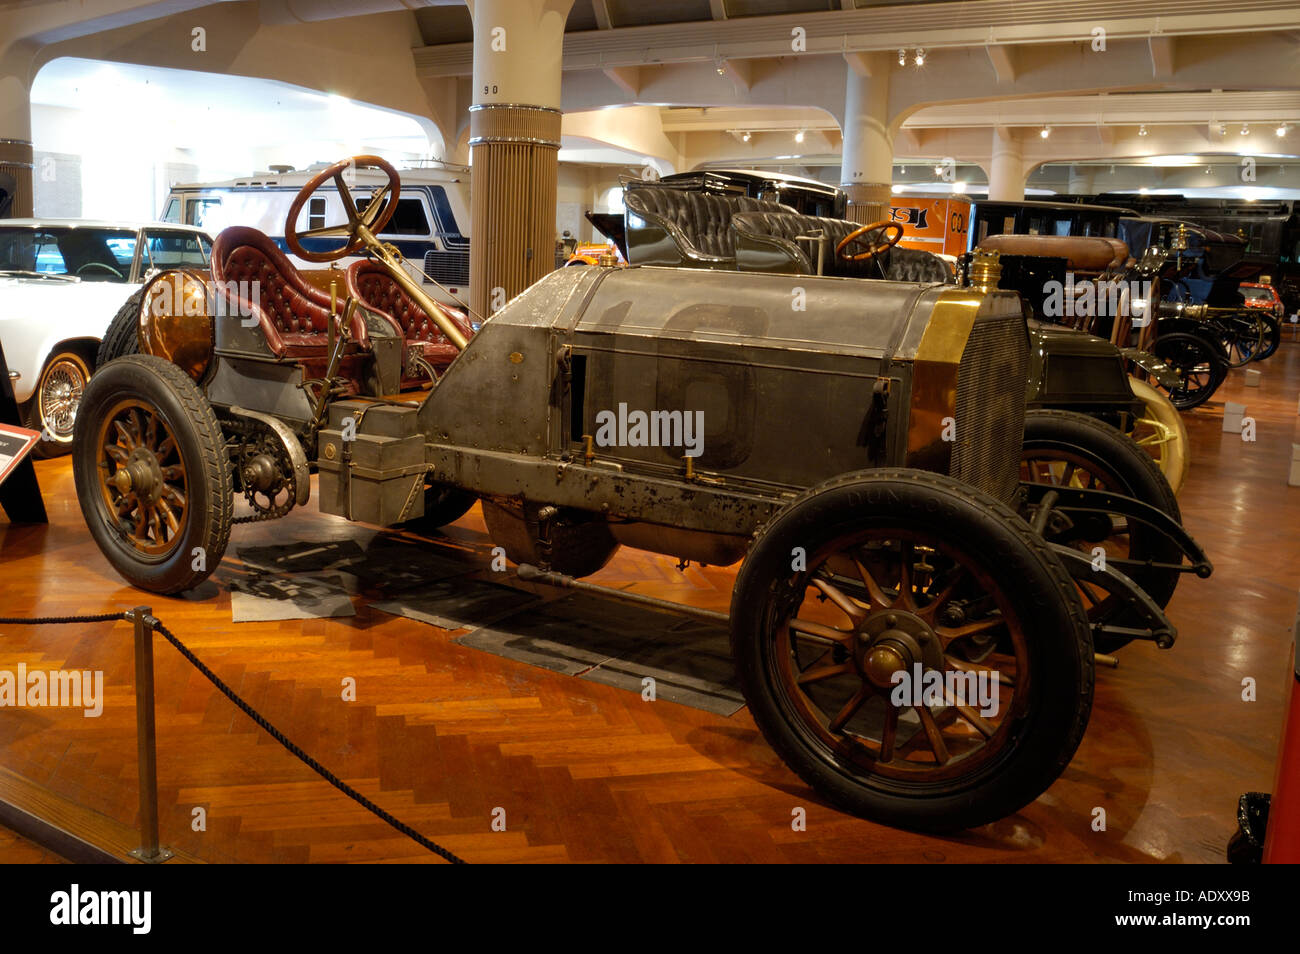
[
  {"xmin": 73, "ymin": 156, "xmax": 1211, "ymax": 831},
  {"xmin": 0, "ymin": 218, "xmax": 212, "ymax": 455}
]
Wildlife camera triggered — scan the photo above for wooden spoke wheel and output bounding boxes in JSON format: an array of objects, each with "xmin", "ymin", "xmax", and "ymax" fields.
[
  {"xmin": 72, "ymin": 355, "xmax": 232, "ymax": 594},
  {"xmin": 731, "ymin": 469, "xmax": 1092, "ymax": 831},
  {"xmin": 1125, "ymin": 375, "xmax": 1189, "ymax": 496},
  {"xmin": 1020, "ymin": 409, "xmax": 1182, "ymax": 653}
]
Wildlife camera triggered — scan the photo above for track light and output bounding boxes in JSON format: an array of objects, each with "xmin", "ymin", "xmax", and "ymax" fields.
[
  {"xmin": 933, "ymin": 163, "xmax": 944, "ymax": 176},
  {"xmin": 898, "ymin": 48, "xmax": 906, "ymax": 66},
  {"xmin": 1277, "ymin": 124, "xmax": 1288, "ymax": 138},
  {"xmin": 1241, "ymin": 124, "xmax": 1250, "ymax": 135},
  {"xmin": 914, "ymin": 48, "xmax": 925, "ymax": 66},
  {"xmin": 1138, "ymin": 124, "xmax": 1148, "ymax": 136},
  {"xmin": 794, "ymin": 130, "xmax": 805, "ymax": 143},
  {"xmin": 715, "ymin": 59, "xmax": 726, "ymax": 76},
  {"xmin": 742, "ymin": 131, "xmax": 751, "ymax": 142},
  {"xmin": 1040, "ymin": 125, "xmax": 1051, "ymax": 139}
]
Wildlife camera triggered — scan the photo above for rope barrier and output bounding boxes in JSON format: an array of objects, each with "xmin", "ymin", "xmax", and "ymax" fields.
[{"xmin": 0, "ymin": 612, "xmax": 466, "ymax": 864}]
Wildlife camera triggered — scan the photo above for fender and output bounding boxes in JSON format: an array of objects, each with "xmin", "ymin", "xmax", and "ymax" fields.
[
  {"xmin": 1049, "ymin": 543, "xmax": 1177, "ymax": 648},
  {"xmin": 1119, "ymin": 347, "xmax": 1183, "ymax": 392},
  {"xmin": 227, "ymin": 406, "xmax": 311, "ymax": 506},
  {"xmin": 1022, "ymin": 481, "xmax": 1213, "ymax": 577}
]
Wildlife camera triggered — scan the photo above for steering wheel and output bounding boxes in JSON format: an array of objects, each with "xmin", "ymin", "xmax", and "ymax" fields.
[
  {"xmin": 836, "ymin": 220, "xmax": 905, "ymax": 263},
  {"xmin": 285, "ymin": 155, "xmax": 400, "ymax": 263},
  {"xmin": 76, "ymin": 261, "xmax": 124, "ymax": 280}
]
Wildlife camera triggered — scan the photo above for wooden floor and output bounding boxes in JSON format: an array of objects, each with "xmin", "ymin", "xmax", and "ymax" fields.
[{"xmin": 1, "ymin": 338, "xmax": 1298, "ymax": 863}]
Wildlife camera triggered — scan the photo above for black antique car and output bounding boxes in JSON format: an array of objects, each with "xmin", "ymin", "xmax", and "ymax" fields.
[{"xmin": 74, "ymin": 157, "xmax": 1210, "ymax": 832}]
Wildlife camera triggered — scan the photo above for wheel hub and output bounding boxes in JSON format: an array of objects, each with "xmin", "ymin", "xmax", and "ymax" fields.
[
  {"xmin": 113, "ymin": 447, "xmax": 164, "ymax": 504},
  {"xmin": 853, "ymin": 610, "xmax": 944, "ymax": 688}
]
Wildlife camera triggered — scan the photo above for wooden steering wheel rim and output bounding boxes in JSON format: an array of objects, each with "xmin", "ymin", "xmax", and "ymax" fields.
[
  {"xmin": 835, "ymin": 220, "xmax": 905, "ymax": 262},
  {"xmin": 285, "ymin": 155, "xmax": 401, "ymax": 263}
]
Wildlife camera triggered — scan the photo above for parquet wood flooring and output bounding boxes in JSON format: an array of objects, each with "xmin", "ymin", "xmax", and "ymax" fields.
[{"xmin": 0, "ymin": 341, "xmax": 1297, "ymax": 863}]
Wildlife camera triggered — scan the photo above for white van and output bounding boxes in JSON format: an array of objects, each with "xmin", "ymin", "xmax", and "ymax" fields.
[{"xmin": 161, "ymin": 162, "xmax": 471, "ymax": 306}]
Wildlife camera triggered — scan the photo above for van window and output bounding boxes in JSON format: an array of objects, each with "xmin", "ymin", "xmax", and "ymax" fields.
[
  {"xmin": 163, "ymin": 198, "xmax": 181, "ymax": 223},
  {"xmin": 186, "ymin": 198, "xmax": 222, "ymax": 228},
  {"xmin": 381, "ymin": 198, "xmax": 431, "ymax": 236},
  {"xmin": 309, "ymin": 197, "xmax": 326, "ymax": 231}
]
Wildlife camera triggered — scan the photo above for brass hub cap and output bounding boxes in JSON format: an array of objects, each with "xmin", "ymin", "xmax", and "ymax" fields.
[{"xmin": 853, "ymin": 610, "xmax": 944, "ymax": 688}]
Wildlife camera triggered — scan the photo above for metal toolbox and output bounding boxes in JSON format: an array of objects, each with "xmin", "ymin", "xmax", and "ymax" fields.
[{"xmin": 316, "ymin": 400, "xmax": 426, "ymax": 525}]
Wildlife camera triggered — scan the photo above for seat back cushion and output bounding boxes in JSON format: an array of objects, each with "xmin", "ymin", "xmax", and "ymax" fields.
[
  {"xmin": 345, "ymin": 260, "xmax": 473, "ymax": 371},
  {"xmin": 624, "ymin": 189, "xmax": 792, "ymax": 262},
  {"xmin": 211, "ymin": 226, "xmax": 369, "ymax": 353}
]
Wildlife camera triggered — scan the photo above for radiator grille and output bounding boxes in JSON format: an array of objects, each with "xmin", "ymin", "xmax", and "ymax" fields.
[
  {"xmin": 422, "ymin": 250, "xmax": 470, "ymax": 285},
  {"xmin": 950, "ymin": 313, "xmax": 1029, "ymax": 503}
]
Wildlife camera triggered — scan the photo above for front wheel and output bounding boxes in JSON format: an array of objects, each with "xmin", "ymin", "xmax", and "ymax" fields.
[
  {"xmin": 72, "ymin": 354, "xmax": 232, "ymax": 594},
  {"xmin": 1150, "ymin": 332, "xmax": 1226, "ymax": 410},
  {"xmin": 730, "ymin": 469, "xmax": 1093, "ymax": 831}
]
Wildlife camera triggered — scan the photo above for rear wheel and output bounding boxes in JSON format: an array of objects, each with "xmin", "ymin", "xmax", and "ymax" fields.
[
  {"xmin": 72, "ymin": 354, "xmax": 232, "ymax": 594},
  {"xmin": 24, "ymin": 350, "xmax": 91, "ymax": 459},
  {"xmin": 1021, "ymin": 409, "xmax": 1182, "ymax": 652},
  {"xmin": 96, "ymin": 288, "xmax": 144, "ymax": 367},
  {"xmin": 731, "ymin": 469, "xmax": 1092, "ymax": 831},
  {"xmin": 1150, "ymin": 332, "xmax": 1226, "ymax": 410},
  {"xmin": 1254, "ymin": 314, "xmax": 1281, "ymax": 361}
]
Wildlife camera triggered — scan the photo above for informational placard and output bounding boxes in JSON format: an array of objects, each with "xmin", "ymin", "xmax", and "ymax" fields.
[{"xmin": 0, "ymin": 424, "xmax": 40, "ymax": 487}]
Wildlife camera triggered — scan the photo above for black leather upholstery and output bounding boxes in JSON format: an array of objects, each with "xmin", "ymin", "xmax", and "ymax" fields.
[
  {"xmin": 623, "ymin": 188, "xmax": 793, "ymax": 266},
  {"xmin": 731, "ymin": 211, "xmax": 953, "ymax": 284}
]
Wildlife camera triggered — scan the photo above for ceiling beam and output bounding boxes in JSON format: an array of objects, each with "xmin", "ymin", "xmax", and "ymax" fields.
[
  {"xmin": 985, "ymin": 44, "xmax": 1016, "ymax": 83},
  {"xmin": 709, "ymin": 0, "xmax": 728, "ymax": 20},
  {"xmin": 591, "ymin": 0, "xmax": 612, "ymax": 30},
  {"xmin": 1149, "ymin": 34, "xmax": 1176, "ymax": 77},
  {"xmin": 603, "ymin": 64, "xmax": 641, "ymax": 95}
]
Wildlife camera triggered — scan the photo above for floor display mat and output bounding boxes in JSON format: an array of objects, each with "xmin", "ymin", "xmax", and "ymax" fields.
[
  {"xmin": 229, "ymin": 572, "xmax": 356, "ymax": 622},
  {"xmin": 455, "ymin": 591, "xmax": 742, "ymax": 716}
]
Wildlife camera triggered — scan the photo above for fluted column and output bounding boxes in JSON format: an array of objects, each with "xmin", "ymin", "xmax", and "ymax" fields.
[
  {"xmin": 0, "ymin": 68, "xmax": 33, "ymax": 218},
  {"xmin": 466, "ymin": 0, "xmax": 573, "ymax": 321}
]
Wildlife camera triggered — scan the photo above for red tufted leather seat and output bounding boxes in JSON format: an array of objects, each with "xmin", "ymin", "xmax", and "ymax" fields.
[
  {"xmin": 345, "ymin": 260, "xmax": 474, "ymax": 380},
  {"xmin": 211, "ymin": 226, "xmax": 371, "ymax": 392}
]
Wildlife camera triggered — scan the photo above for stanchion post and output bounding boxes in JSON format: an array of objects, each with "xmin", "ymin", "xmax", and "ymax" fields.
[{"xmin": 128, "ymin": 606, "xmax": 172, "ymax": 863}]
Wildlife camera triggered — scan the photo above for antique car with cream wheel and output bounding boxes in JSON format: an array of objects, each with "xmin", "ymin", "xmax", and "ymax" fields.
[
  {"xmin": 0, "ymin": 218, "xmax": 212, "ymax": 456},
  {"xmin": 73, "ymin": 157, "xmax": 1210, "ymax": 832}
]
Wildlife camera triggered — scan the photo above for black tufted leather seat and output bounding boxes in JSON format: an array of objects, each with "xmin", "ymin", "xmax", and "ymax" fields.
[
  {"xmin": 731, "ymin": 211, "xmax": 953, "ymax": 284},
  {"xmin": 346, "ymin": 260, "xmax": 474, "ymax": 385},
  {"xmin": 623, "ymin": 188, "xmax": 794, "ymax": 267}
]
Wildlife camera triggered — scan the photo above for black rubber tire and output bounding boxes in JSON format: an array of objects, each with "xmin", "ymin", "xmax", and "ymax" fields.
[
  {"xmin": 401, "ymin": 482, "xmax": 477, "ymax": 533},
  {"xmin": 1022, "ymin": 409, "xmax": 1183, "ymax": 653},
  {"xmin": 23, "ymin": 349, "xmax": 91, "ymax": 459},
  {"xmin": 730, "ymin": 468, "xmax": 1093, "ymax": 832},
  {"xmin": 1254, "ymin": 314, "xmax": 1281, "ymax": 362},
  {"xmin": 72, "ymin": 354, "xmax": 233, "ymax": 595},
  {"xmin": 96, "ymin": 288, "xmax": 145, "ymax": 368},
  {"xmin": 1151, "ymin": 332, "xmax": 1227, "ymax": 410}
]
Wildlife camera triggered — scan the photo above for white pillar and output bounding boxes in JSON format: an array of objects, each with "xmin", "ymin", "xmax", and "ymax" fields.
[
  {"xmin": 841, "ymin": 53, "xmax": 894, "ymax": 223},
  {"xmin": 988, "ymin": 126, "xmax": 1026, "ymax": 202},
  {"xmin": 0, "ymin": 48, "xmax": 34, "ymax": 217}
]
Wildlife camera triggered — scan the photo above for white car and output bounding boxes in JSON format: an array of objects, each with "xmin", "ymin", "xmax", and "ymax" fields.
[{"xmin": 0, "ymin": 219, "xmax": 212, "ymax": 456}]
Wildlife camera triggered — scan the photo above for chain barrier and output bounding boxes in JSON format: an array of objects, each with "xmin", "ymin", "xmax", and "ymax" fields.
[{"xmin": 0, "ymin": 612, "xmax": 466, "ymax": 864}]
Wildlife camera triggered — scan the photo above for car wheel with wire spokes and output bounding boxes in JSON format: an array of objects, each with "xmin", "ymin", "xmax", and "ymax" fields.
[
  {"xmin": 72, "ymin": 354, "xmax": 232, "ymax": 594},
  {"xmin": 730, "ymin": 469, "xmax": 1092, "ymax": 832},
  {"xmin": 24, "ymin": 349, "xmax": 91, "ymax": 459}
]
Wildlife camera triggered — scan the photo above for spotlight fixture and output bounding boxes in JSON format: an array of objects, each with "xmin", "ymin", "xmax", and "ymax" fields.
[
  {"xmin": 1241, "ymin": 124, "xmax": 1250, "ymax": 135},
  {"xmin": 898, "ymin": 49, "xmax": 907, "ymax": 66},
  {"xmin": 933, "ymin": 163, "xmax": 944, "ymax": 176},
  {"xmin": 1205, "ymin": 165, "xmax": 1212, "ymax": 174},
  {"xmin": 1040, "ymin": 125, "xmax": 1051, "ymax": 139},
  {"xmin": 914, "ymin": 48, "xmax": 925, "ymax": 66},
  {"xmin": 794, "ymin": 130, "xmax": 805, "ymax": 143},
  {"xmin": 715, "ymin": 59, "xmax": 726, "ymax": 76},
  {"xmin": 1138, "ymin": 124, "xmax": 1148, "ymax": 136},
  {"xmin": 1277, "ymin": 124, "xmax": 1289, "ymax": 138},
  {"xmin": 900, "ymin": 165, "xmax": 907, "ymax": 174},
  {"xmin": 742, "ymin": 131, "xmax": 751, "ymax": 142}
]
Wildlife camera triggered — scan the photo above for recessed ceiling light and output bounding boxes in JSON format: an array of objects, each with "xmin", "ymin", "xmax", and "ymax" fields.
[
  {"xmin": 1241, "ymin": 124, "xmax": 1250, "ymax": 135},
  {"xmin": 1040, "ymin": 125, "xmax": 1051, "ymax": 139},
  {"xmin": 1138, "ymin": 124, "xmax": 1148, "ymax": 136},
  {"xmin": 794, "ymin": 130, "xmax": 805, "ymax": 143},
  {"xmin": 1277, "ymin": 124, "xmax": 1288, "ymax": 138}
]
